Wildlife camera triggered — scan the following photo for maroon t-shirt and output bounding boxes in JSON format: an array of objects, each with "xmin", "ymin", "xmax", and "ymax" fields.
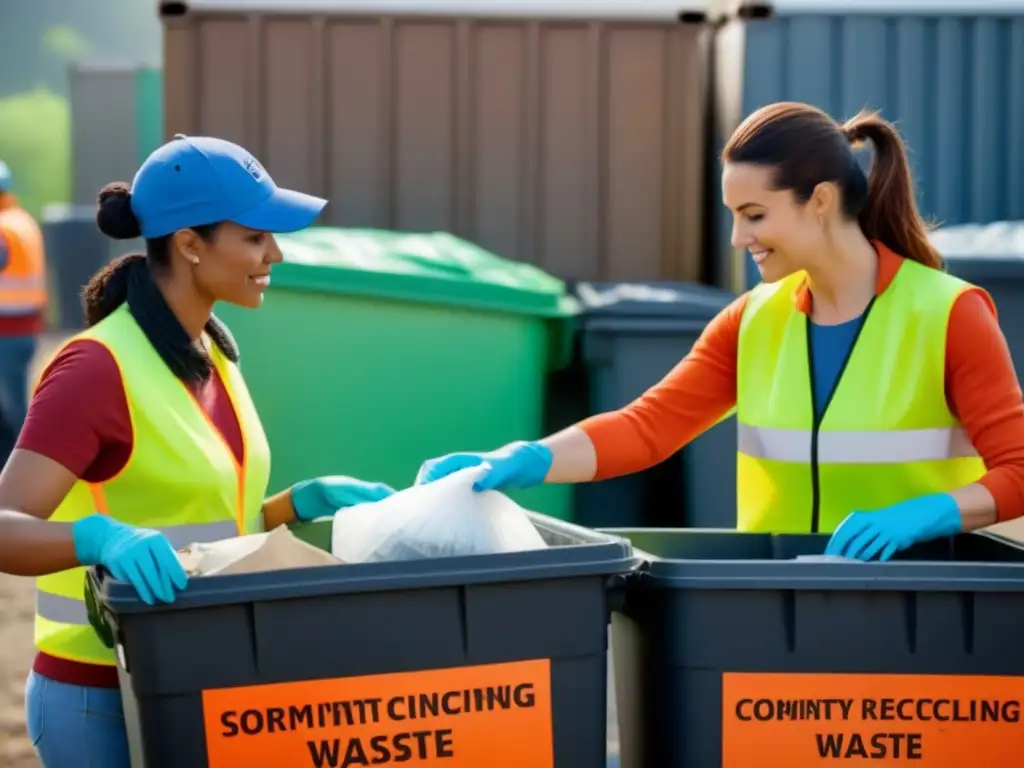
[{"xmin": 21, "ymin": 338, "xmax": 245, "ymax": 688}]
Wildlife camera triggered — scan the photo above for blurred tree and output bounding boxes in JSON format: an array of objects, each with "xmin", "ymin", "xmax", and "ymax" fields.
[
  {"xmin": 43, "ymin": 26, "xmax": 95, "ymax": 63},
  {"xmin": 0, "ymin": 89, "xmax": 70, "ymax": 218}
]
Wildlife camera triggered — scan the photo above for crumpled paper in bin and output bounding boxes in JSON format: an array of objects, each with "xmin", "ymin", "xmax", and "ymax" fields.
[{"xmin": 177, "ymin": 525, "xmax": 342, "ymax": 577}]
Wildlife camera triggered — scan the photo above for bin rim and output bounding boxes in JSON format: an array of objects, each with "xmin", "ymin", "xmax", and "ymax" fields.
[
  {"xmin": 95, "ymin": 514, "xmax": 641, "ymax": 615},
  {"xmin": 573, "ymin": 280, "xmax": 734, "ymax": 323},
  {"xmin": 601, "ymin": 527, "xmax": 1024, "ymax": 592},
  {"xmin": 942, "ymin": 257, "xmax": 1024, "ymax": 281},
  {"xmin": 637, "ymin": 558, "xmax": 1024, "ymax": 592}
]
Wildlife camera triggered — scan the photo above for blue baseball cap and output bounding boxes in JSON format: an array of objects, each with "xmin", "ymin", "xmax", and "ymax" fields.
[
  {"xmin": 130, "ymin": 135, "xmax": 327, "ymax": 239},
  {"xmin": 0, "ymin": 161, "xmax": 11, "ymax": 193}
]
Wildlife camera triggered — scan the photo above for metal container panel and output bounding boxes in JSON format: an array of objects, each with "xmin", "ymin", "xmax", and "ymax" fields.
[
  {"xmin": 69, "ymin": 65, "xmax": 140, "ymax": 205},
  {"xmin": 69, "ymin": 63, "xmax": 164, "ymax": 205},
  {"xmin": 161, "ymin": 5, "xmax": 711, "ymax": 282},
  {"xmin": 712, "ymin": 5, "xmax": 1024, "ymax": 290}
]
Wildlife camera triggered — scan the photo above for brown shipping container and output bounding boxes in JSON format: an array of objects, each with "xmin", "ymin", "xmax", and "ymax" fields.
[{"xmin": 159, "ymin": 0, "xmax": 713, "ymax": 282}]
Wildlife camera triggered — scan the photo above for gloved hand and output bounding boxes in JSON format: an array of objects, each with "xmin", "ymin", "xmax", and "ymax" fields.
[
  {"xmin": 415, "ymin": 441, "xmax": 552, "ymax": 492},
  {"xmin": 72, "ymin": 514, "xmax": 188, "ymax": 606},
  {"xmin": 824, "ymin": 492, "xmax": 963, "ymax": 561},
  {"xmin": 290, "ymin": 475, "xmax": 397, "ymax": 522}
]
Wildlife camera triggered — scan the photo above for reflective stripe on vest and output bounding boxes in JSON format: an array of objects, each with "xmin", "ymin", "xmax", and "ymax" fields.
[
  {"xmin": 34, "ymin": 306, "xmax": 271, "ymax": 664},
  {"xmin": 0, "ymin": 205, "xmax": 46, "ymax": 313},
  {"xmin": 737, "ymin": 424, "xmax": 979, "ymax": 464},
  {"xmin": 735, "ymin": 251, "xmax": 987, "ymax": 534},
  {"xmin": 36, "ymin": 520, "xmax": 239, "ymax": 625}
]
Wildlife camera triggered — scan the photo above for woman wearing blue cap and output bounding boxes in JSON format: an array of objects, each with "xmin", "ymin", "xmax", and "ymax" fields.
[{"xmin": 0, "ymin": 136, "xmax": 395, "ymax": 767}]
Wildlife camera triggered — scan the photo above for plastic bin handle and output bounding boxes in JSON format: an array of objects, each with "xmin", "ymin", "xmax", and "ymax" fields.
[{"xmin": 84, "ymin": 566, "xmax": 118, "ymax": 650}]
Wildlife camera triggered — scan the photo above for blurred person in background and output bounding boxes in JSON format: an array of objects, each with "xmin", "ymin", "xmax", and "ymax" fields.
[
  {"xmin": 0, "ymin": 136, "xmax": 395, "ymax": 768},
  {"xmin": 0, "ymin": 159, "xmax": 47, "ymax": 466},
  {"xmin": 416, "ymin": 101, "xmax": 1024, "ymax": 562}
]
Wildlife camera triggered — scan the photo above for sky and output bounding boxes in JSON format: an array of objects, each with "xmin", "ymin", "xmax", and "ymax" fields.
[{"xmin": 1, "ymin": 0, "xmax": 162, "ymax": 96}]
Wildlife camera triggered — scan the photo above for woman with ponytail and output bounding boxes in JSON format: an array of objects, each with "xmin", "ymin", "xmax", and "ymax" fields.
[
  {"xmin": 0, "ymin": 136, "xmax": 395, "ymax": 767},
  {"xmin": 415, "ymin": 101, "xmax": 1024, "ymax": 562}
]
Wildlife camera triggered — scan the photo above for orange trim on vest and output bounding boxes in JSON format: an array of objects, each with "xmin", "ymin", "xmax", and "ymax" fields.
[{"xmin": 89, "ymin": 484, "xmax": 109, "ymax": 515}]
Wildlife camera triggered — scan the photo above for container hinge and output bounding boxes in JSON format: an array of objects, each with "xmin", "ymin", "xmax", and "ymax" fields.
[{"xmin": 606, "ymin": 573, "xmax": 631, "ymax": 614}]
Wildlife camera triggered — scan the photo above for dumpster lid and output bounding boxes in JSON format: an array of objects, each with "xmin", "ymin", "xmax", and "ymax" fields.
[
  {"xmin": 272, "ymin": 228, "xmax": 577, "ymax": 317},
  {"xmin": 165, "ymin": 0, "xmax": 713, "ymax": 21},
  {"xmin": 575, "ymin": 281, "xmax": 734, "ymax": 321},
  {"xmin": 930, "ymin": 220, "xmax": 1024, "ymax": 258}
]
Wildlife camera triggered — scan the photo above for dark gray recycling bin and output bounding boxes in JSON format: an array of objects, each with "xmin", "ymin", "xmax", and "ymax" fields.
[
  {"xmin": 606, "ymin": 527, "xmax": 1024, "ymax": 768},
  {"xmin": 931, "ymin": 221, "xmax": 1024, "ymax": 377},
  {"xmin": 41, "ymin": 204, "xmax": 138, "ymax": 331},
  {"xmin": 574, "ymin": 282, "xmax": 737, "ymax": 529},
  {"xmin": 86, "ymin": 514, "xmax": 640, "ymax": 768}
]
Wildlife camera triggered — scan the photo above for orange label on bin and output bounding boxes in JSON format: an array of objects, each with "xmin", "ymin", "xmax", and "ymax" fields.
[
  {"xmin": 202, "ymin": 659, "xmax": 553, "ymax": 768},
  {"xmin": 722, "ymin": 672, "xmax": 1024, "ymax": 766}
]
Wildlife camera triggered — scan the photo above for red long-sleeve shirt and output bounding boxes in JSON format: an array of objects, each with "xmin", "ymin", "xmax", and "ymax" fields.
[{"xmin": 579, "ymin": 246, "xmax": 1024, "ymax": 523}]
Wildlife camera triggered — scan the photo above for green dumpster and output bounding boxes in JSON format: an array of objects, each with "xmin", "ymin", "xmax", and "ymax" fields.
[{"xmin": 215, "ymin": 228, "xmax": 578, "ymax": 519}]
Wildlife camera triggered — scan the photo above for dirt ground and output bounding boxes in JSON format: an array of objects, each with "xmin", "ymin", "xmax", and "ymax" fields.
[
  {"xmin": 0, "ymin": 333, "xmax": 67, "ymax": 767},
  {"xmin": 0, "ymin": 571, "xmax": 38, "ymax": 766}
]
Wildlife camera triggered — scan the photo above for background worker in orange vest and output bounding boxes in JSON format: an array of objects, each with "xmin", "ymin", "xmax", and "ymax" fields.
[{"xmin": 0, "ymin": 160, "xmax": 48, "ymax": 465}]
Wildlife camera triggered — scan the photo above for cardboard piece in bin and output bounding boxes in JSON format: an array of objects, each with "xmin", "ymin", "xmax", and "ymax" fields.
[
  {"xmin": 177, "ymin": 526, "xmax": 343, "ymax": 576},
  {"xmin": 978, "ymin": 517, "xmax": 1024, "ymax": 549}
]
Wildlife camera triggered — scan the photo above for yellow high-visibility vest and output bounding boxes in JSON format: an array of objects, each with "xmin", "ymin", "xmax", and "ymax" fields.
[
  {"xmin": 736, "ymin": 257, "xmax": 986, "ymax": 533},
  {"xmin": 34, "ymin": 304, "xmax": 271, "ymax": 665}
]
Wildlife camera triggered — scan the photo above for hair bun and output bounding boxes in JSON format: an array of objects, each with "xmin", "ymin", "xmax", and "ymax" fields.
[{"xmin": 96, "ymin": 182, "xmax": 142, "ymax": 240}]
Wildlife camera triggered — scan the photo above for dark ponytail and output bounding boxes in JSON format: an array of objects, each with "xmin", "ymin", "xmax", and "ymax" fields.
[
  {"xmin": 842, "ymin": 111, "xmax": 943, "ymax": 270},
  {"xmin": 85, "ymin": 182, "xmax": 240, "ymax": 383}
]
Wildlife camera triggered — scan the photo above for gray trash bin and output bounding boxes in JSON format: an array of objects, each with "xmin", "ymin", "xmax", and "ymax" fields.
[
  {"xmin": 931, "ymin": 221, "xmax": 1024, "ymax": 377},
  {"xmin": 42, "ymin": 204, "xmax": 108, "ymax": 331},
  {"xmin": 575, "ymin": 282, "xmax": 738, "ymax": 529},
  {"xmin": 42, "ymin": 204, "xmax": 142, "ymax": 331}
]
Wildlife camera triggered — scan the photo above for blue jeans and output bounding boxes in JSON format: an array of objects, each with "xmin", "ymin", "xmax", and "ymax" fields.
[
  {"xmin": 25, "ymin": 671, "xmax": 131, "ymax": 768},
  {"xmin": 0, "ymin": 334, "xmax": 36, "ymax": 462}
]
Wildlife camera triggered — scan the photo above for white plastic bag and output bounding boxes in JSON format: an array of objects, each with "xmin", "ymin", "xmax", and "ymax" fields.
[{"xmin": 330, "ymin": 465, "xmax": 548, "ymax": 563}]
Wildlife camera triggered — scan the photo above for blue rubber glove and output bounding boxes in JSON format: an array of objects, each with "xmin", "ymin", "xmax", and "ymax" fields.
[
  {"xmin": 291, "ymin": 475, "xmax": 397, "ymax": 522},
  {"xmin": 72, "ymin": 515, "xmax": 189, "ymax": 606},
  {"xmin": 824, "ymin": 492, "xmax": 963, "ymax": 561},
  {"xmin": 415, "ymin": 441, "xmax": 553, "ymax": 492}
]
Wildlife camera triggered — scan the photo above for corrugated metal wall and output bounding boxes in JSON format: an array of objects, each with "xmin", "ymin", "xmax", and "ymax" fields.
[
  {"xmin": 162, "ymin": 6, "xmax": 712, "ymax": 282},
  {"xmin": 714, "ymin": 4, "xmax": 1024, "ymax": 290}
]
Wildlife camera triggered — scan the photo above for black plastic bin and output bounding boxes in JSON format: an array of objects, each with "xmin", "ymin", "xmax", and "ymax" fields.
[
  {"xmin": 932, "ymin": 222, "xmax": 1024, "ymax": 378},
  {"xmin": 87, "ymin": 515, "xmax": 638, "ymax": 768},
  {"xmin": 574, "ymin": 282, "xmax": 736, "ymax": 529},
  {"xmin": 604, "ymin": 528, "xmax": 1024, "ymax": 768}
]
